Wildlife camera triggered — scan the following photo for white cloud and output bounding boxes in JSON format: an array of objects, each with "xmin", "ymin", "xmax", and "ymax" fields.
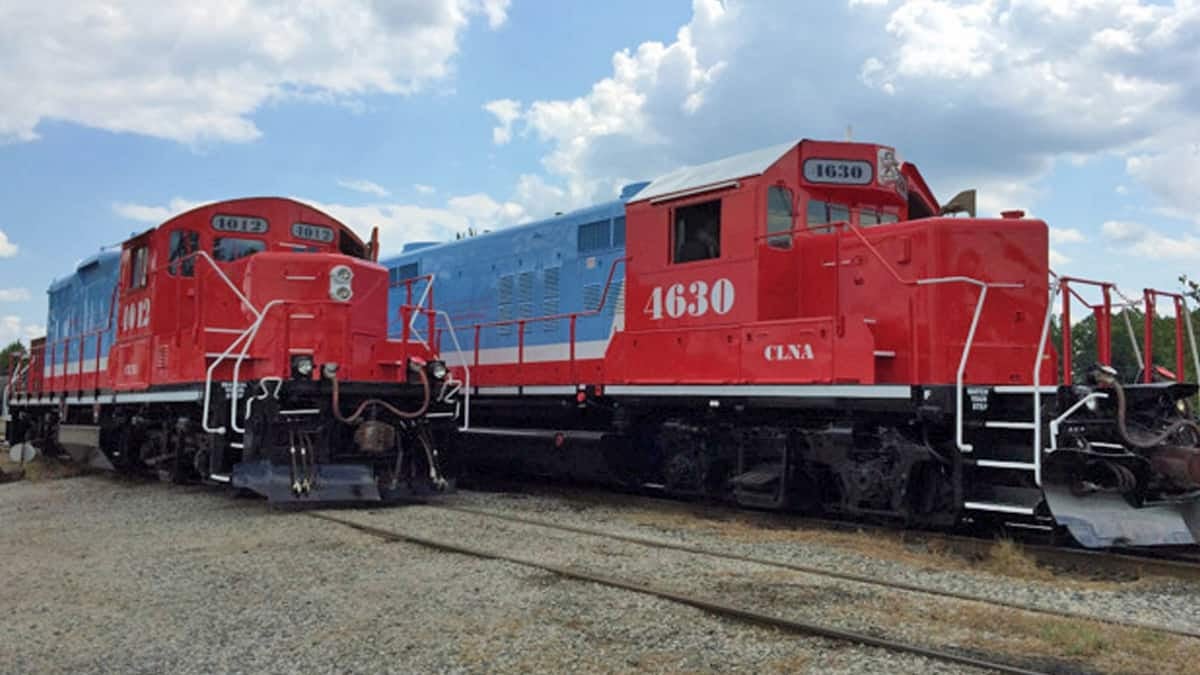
[
  {"xmin": 414, "ymin": 184, "xmax": 436, "ymax": 195},
  {"xmin": 1049, "ymin": 227, "xmax": 1086, "ymax": 245},
  {"xmin": 483, "ymin": 98, "xmax": 522, "ymax": 144},
  {"xmin": 113, "ymin": 199, "xmax": 210, "ymax": 223},
  {"xmin": 0, "ymin": 288, "xmax": 31, "ymax": 302},
  {"xmin": 115, "ymin": 192, "xmax": 529, "ymax": 257},
  {"xmin": 1101, "ymin": 220, "xmax": 1200, "ymax": 260},
  {"xmin": 0, "ymin": 229, "xmax": 16, "ymax": 257},
  {"xmin": 1049, "ymin": 248, "xmax": 1071, "ymax": 267},
  {"xmin": 337, "ymin": 178, "xmax": 390, "ymax": 197},
  {"xmin": 484, "ymin": 0, "xmax": 1200, "ymax": 222},
  {"xmin": 306, "ymin": 192, "xmax": 528, "ymax": 255},
  {"xmin": 0, "ymin": 1, "xmax": 509, "ymax": 144},
  {"xmin": 0, "ymin": 315, "xmax": 44, "ymax": 346}
]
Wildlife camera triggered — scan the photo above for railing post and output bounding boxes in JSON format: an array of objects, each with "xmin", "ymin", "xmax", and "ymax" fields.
[
  {"xmin": 473, "ymin": 325, "xmax": 481, "ymax": 368},
  {"xmin": 1096, "ymin": 285, "xmax": 1112, "ymax": 367},
  {"xmin": 1061, "ymin": 279, "xmax": 1073, "ymax": 385},
  {"xmin": 1144, "ymin": 290, "xmax": 1155, "ymax": 383},
  {"xmin": 400, "ymin": 305, "xmax": 412, "ymax": 345},
  {"xmin": 569, "ymin": 314, "xmax": 577, "ymax": 365},
  {"xmin": 517, "ymin": 320, "xmax": 525, "ymax": 365},
  {"xmin": 1175, "ymin": 296, "xmax": 1185, "ymax": 382}
]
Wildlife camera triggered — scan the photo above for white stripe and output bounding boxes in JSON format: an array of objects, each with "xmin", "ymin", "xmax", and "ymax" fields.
[
  {"xmin": 45, "ymin": 356, "xmax": 109, "ymax": 377},
  {"xmin": 993, "ymin": 385, "xmax": 1058, "ymax": 393},
  {"xmin": 521, "ymin": 385, "xmax": 577, "ymax": 395},
  {"xmin": 474, "ymin": 340, "xmax": 609, "ymax": 365},
  {"xmin": 602, "ymin": 384, "xmax": 912, "ymax": 399},
  {"xmin": 113, "ymin": 390, "xmax": 203, "ymax": 404},
  {"xmin": 477, "ymin": 386, "xmax": 520, "ymax": 395},
  {"xmin": 204, "ymin": 327, "xmax": 245, "ymax": 334}
]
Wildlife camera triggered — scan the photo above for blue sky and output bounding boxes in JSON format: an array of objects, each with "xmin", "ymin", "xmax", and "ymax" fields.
[{"xmin": 0, "ymin": 0, "xmax": 1198, "ymax": 345}]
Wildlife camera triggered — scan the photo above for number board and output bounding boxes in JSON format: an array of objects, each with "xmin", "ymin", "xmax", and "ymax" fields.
[
  {"xmin": 803, "ymin": 159, "xmax": 873, "ymax": 185},
  {"xmin": 212, "ymin": 214, "xmax": 269, "ymax": 234},
  {"xmin": 291, "ymin": 222, "xmax": 335, "ymax": 243}
]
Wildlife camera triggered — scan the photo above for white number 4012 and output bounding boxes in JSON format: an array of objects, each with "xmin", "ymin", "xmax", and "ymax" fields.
[{"xmin": 644, "ymin": 278, "xmax": 735, "ymax": 320}]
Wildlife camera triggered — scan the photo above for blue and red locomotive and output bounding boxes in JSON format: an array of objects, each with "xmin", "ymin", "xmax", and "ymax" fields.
[
  {"xmin": 5, "ymin": 198, "xmax": 459, "ymax": 502},
  {"xmin": 384, "ymin": 139, "xmax": 1200, "ymax": 548}
]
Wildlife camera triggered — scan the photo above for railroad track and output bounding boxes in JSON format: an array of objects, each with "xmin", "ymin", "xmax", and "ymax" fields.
[
  {"xmin": 479, "ymin": 482, "xmax": 1200, "ymax": 584},
  {"xmin": 309, "ymin": 510, "xmax": 1048, "ymax": 675},
  {"xmin": 433, "ymin": 502, "xmax": 1200, "ymax": 640}
]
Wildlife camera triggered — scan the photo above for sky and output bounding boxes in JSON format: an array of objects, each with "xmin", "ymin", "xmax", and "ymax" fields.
[{"xmin": 0, "ymin": 0, "xmax": 1198, "ymax": 346}]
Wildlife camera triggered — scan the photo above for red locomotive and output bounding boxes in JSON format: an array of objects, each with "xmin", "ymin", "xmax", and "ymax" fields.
[
  {"xmin": 5, "ymin": 198, "xmax": 459, "ymax": 502},
  {"xmin": 386, "ymin": 139, "xmax": 1200, "ymax": 548}
]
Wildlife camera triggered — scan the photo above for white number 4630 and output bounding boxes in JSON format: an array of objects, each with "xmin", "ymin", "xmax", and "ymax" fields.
[{"xmin": 644, "ymin": 278, "xmax": 735, "ymax": 320}]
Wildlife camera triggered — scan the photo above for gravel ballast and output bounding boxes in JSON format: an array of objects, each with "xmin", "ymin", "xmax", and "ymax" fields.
[{"xmin": 2, "ymin": 476, "xmax": 980, "ymax": 674}]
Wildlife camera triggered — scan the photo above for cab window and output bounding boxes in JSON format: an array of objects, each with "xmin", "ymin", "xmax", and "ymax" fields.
[
  {"xmin": 673, "ymin": 199, "xmax": 721, "ymax": 264},
  {"xmin": 129, "ymin": 246, "xmax": 149, "ymax": 289},
  {"xmin": 806, "ymin": 200, "xmax": 849, "ymax": 234},
  {"xmin": 214, "ymin": 237, "xmax": 266, "ymax": 262},
  {"xmin": 168, "ymin": 230, "xmax": 199, "ymax": 277},
  {"xmin": 766, "ymin": 186, "xmax": 793, "ymax": 249},
  {"xmin": 859, "ymin": 208, "xmax": 880, "ymax": 226}
]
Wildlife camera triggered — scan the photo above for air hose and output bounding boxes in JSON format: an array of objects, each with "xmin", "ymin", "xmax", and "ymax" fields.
[
  {"xmin": 1105, "ymin": 378, "xmax": 1200, "ymax": 450},
  {"xmin": 331, "ymin": 366, "xmax": 431, "ymax": 423}
]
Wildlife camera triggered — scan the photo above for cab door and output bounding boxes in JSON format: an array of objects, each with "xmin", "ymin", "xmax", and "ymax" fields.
[
  {"xmin": 156, "ymin": 229, "xmax": 201, "ymax": 383},
  {"xmin": 111, "ymin": 233, "xmax": 156, "ymax": 390}
]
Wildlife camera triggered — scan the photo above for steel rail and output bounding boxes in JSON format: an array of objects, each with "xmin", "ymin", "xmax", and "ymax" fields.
[
  {"xmin": 308, "ymin": 511, "xmax": 1047, "ymax": 675},
  {"xmin": 435, "ymin": 503, "xmax": 1200, "ymax": 640},
  {"xmin": 492, "ymin": 483, "xmax": 1200, "ymax": 584}
]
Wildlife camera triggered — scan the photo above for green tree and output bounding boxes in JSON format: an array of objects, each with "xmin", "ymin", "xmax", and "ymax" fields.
[{"xmin": 0, "ymin": 341, "xmax": 25, "ymax": 375}]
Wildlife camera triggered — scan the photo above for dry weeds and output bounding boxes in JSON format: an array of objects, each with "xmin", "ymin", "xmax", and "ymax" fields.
[
  {"xmin": 623, "ymin": 506, "xmax": 1148, "ymax": 590},
  {"xmin": 0, "ymin": 455, "xmax": 89, "ymax": 483}
]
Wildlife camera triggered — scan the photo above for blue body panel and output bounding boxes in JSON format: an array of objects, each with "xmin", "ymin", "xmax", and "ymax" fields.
[
  {"xmin": 45, "ymin": 250, "xmax": 120, "ymax": 376},
  {"xmin": 381, "ymin": 199, "xmax": 632, "ymax": 357}
]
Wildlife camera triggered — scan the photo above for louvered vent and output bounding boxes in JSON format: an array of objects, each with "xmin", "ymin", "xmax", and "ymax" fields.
[
  {"xmin": 543, "ymin": 267, "xmax": 560, "ymax": 333},
  {"xmin": 498, "ymin": 274, "xmax": 514, "ymax": 336},
  {"xmin": 583, "ymin": 283, "xmax": 602, "ymax": 311},
  {"xmin": 577, "ymin": 220, "xmax": 611, "ymax": 253}
]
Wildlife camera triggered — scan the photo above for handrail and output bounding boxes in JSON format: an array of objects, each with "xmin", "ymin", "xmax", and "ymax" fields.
[
  {"xmin": 469, "ymin": 257, "xmax": 629, "ymax": 330},
  {"xmin": 390, "ymin": 273, "xmax": 472, "ymax": 429},
  {"xmin": 838, "ymin": 221, "xmax": 1022, "ymax": 454}
]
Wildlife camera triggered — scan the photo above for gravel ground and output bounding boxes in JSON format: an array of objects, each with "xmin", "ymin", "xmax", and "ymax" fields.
[
  {"xmin": 1, "ymin": 475, "xmax": 980, "ymax": 674},
  {"xmin": 442, "ymin": 487, "xmax": 1200, "ymax": 636},
  {"xmin": 338, "ymin": 493, "xmax": 1200, "ymax": 675}
]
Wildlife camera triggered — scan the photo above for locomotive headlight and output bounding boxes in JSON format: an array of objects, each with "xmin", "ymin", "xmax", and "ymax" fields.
[
  {"xmin": 292, "ymin": 355, "xmax": 314, "ymax": 379},
  {"xmin": 329, "ymin": 265, "xmax": 354, "ymax": 302},
  {"xmin": 322, "ymin": 362, "xmax": 339, "ymax": 379},
  {"xmin": 428, "ymin": 360, "xmax": 448, "ymax": 380}
]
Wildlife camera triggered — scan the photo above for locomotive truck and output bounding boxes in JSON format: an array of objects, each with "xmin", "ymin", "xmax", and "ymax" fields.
[{"xmin": 384, "ymin": 139, "xmax": 1200, "ymax": 548}]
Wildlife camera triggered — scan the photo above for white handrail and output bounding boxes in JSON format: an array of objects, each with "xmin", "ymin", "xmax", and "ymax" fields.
[
  {"xmin": 913, "ymin": 276, "xmax": 1023, "ymax": 454},
  {"xmin": 229, "ymin": 300, "xmax": 288, "ymax": 434},
  {"xmin": 432, "ymin": 309, "xmax": 472, "ymax": 430},
  {"xmin": 1048, "ymin": 392, "xmax": 1108, "ymax": 452},
  {"xmin": 1031, "ymin": 281, "xmax": 1060, "ymax": 487}
]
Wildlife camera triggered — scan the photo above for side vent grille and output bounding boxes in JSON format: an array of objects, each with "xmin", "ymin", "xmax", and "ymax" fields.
[
  {"xmin": 543, "ymin": 267, "xmax": 560, "ymax": 333},
  {"xmin": 498, "ymin": 274, "xmax": 514, "ymax": 336},
  {"xmin": 583, "ymin": 283, "xmax": 602, "ymax": 311}
]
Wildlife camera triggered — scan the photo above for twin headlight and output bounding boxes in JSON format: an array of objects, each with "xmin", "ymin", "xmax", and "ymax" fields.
[{"xmin": 329, "ymin": 265, "xmax": 354, "ymax": 302}]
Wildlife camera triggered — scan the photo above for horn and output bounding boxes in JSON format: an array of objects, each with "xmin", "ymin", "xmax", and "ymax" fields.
[{"xmin": 939, "ymin": 189, "xmax": 977, "ymax": 218}]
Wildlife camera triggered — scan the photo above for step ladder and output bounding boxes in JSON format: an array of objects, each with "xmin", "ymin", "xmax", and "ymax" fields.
[{"xmin": 961, "ymin": 385, "xmax": 1057, "ymax": 517}]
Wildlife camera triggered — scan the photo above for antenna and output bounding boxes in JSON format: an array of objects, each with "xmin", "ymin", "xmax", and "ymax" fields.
[{"xmin": 845, "ymin": 124, "xmax": 853, "ymax": 141}]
